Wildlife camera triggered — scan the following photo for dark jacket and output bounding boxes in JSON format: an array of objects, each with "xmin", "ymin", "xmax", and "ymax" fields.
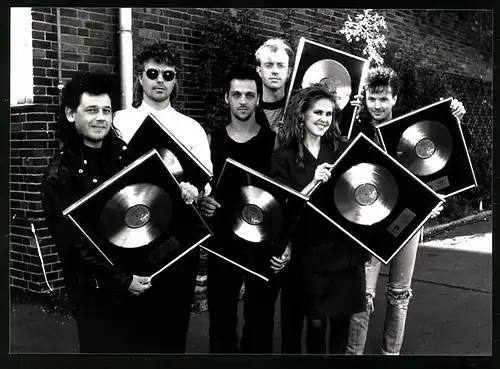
[
  {"xmin": 271, "ymin": 139, "xmax": 370, "ymax": 272},
  {"xmin": 41, "ymin": 137, "xmax": 132, "ymax": 309}
]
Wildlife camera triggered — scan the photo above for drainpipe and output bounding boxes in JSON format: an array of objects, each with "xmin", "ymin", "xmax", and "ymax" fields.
[
  {"xmin": 56, "ymin": 8, "xmax": 63, "ymax": 93},
  {"xmin": 118, "ymin": 8, "xmax": 133, "ymax": 109}
]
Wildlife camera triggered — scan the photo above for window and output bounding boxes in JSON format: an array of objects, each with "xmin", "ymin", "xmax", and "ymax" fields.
[{"xmin": 10, "ymin": 7, "xmax": 33, "ymax": 105}]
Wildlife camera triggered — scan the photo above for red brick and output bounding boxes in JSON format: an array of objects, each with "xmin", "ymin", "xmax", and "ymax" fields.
[
  {"xmin": 60, "ymin": 25, "xmax": 77, "ymax": 35},
  {"xmin": 78, "ymin": 28, "xmax": 90, "ymax": 37},
  {"xmin": 144, "ymin": 21, "xmax": 164, "ymax": 31},
  {"xmin": 88, "ymin": 12, "xmax": 113, "ymax": 24},
  {"xmin": 77, "ymin": 10, "xmax": 90, "ymax": 19},
  {"xmin": 60, "ymin": 16, "xmax": 84, "ymax": 28},
  {"xmin": 33, "ymin": 77, "xmax": 54, "ymax": 87},
  {"xmin": 59, "ymin": 8, "xmax": 77, "ymax": 17},
  {"xmin": 84, "ymin": 20, "xmax": 107, "ymax": 31},
  {"xmin": 61, "ymin": 34, "xmax": 84, "ymax": 45},
  {"xmin": 32, "ymin": 21, "xmax": 56, "ymax": 32},
  {"xmin": 44, "ymin": 14, "xmax": 56, "ymax": 23},
  {"xmin": 33, "ymin": 58, "xmax": 52, "ymax": 68},
  {"xmin": 33, "ymin": 96, "xmax": 53, "ymax": 104},
  {"xmin": 45, "ymin": 32, "xmax": 57, "ymax": 42}
]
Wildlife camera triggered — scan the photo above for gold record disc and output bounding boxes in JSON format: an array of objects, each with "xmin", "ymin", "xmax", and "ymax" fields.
[
  {"xmin": 396, "ymin": 120, "xmax": 453, "ymax": 176},
  {"xmin": 99, "ymin": 183, "xmax": 173, "ymax": 249},
  {"xmin": 334, "ymin": 163, "xmax": 398, "ymax": 225},
  {"xmin": 232, "ymin": 185, "xmax": 283, "ymax": 243},
  {"xmin": 301, "ymin": 59, "xmax": 352, "ymax": 110},
  {"xmin": 157, "ymin": 148, "xmax": 184, "ymax": 178}
]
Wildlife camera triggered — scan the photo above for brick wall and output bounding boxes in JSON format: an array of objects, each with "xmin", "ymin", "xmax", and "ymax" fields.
[
  {"xmin": 10, "ymin": 7, "xmax": 120, "ymax": 295},
  {"xmin": 10, "ymin": 7, "xmax": 492, "ymax": 297}
]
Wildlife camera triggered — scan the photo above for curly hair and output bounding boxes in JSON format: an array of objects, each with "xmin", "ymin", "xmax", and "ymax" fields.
[
  {"xmin": 133, "ymin": 41, "xmax": 184, "ymax": 107},
  {"xmin": 58, "ymin": 71, "xmax": 120, "ymax": 149},
  {"xmin": 278, "ymin": 84, "xmax": 344, "ymax": 169},
  {"xmin": 363, "ymin": 66, "xmax": 401, "ymax": 96}
]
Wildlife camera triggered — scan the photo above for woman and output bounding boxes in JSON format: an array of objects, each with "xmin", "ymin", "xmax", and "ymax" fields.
[{"xmin": 271, "ymin": 84, "xmax": 370, "ymax": 354}]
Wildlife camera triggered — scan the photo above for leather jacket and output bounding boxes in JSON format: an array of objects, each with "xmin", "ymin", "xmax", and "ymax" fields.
[{"xmin": 41, "ymin": 136, "xmax": 133, "ymax": 307}]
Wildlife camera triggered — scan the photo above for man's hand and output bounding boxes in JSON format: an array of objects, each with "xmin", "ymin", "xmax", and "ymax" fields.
[
  {"xmin": 198, "ymin": 196, "xmax": 221, "ymax": 217},
  {"xmin": 179, "ymin": 182, "xmax": 199, "ymax": 205},
  {"xmin": 270, "ymin": 243, "xmax": 291, "ymax": 273},
  {"xmin": 349, "ymin": 93, "xmax": 364, "ymax": 110},
  {"xmin": 314, "ymin": 163, "xmax": 334, "ymax": 184},
  {"xmin": 441, "ymin": 97, "xmax": 466, "ymax": 121},
  {"xmin": 430, "ymin": 194, "xmax": 446, "ymax": 219},
  {"xmin": 128, "ymin": 275, "xmax": 151, "ymax": 296}
]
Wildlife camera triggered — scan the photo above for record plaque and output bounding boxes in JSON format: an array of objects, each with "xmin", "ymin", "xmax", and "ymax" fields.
[
  {"xmin": 203, "ymin": 158, "xmax": 309, "ymax": 281},
  {"xmin": 123, "ymin": 114, "xmax": 213, "ymax": 192},
  {"xmin": 63, "ymin": 149, "xmax": 212, "ymax": 279},
  {"xmin": 375, "ymin": 97, "xmax": 477, "ymax": 198},
  {"xmin": 307, "ymin": 133, "xmax": 443, "ymax": 264},
  {"xmin": 284, "ymin": 37, "xmax": 369, "ymax": 137}
]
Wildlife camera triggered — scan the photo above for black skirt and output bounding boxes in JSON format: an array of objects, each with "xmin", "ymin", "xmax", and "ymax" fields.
[{"xmin": 299, "ymin": 264, "xmax": 366, "ymax": 319}]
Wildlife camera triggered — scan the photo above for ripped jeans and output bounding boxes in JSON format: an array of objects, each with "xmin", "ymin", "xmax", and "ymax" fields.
[{"xmin": 345, "ymin": 229, "xmax": 421, "ymax": 355}]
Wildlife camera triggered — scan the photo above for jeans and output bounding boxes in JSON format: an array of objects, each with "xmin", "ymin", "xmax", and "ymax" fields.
[{"xmin": 345, "ymin": 229, "xmax": 421, "ymax": 355}]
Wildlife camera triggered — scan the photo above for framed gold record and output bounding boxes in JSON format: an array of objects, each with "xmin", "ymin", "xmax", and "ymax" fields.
[
  {"xmin": 203, "ymin": 158, "xmax": 309, "ymax": 281},
  {"xmin": 62, "ymin": 149, "xmax": 212, "ymax": 279},
  {"xmin": 307, "ymin": 133, "xmax": 444, "ymax": 264},
  {"xmin": 375, "ymin": 97, "xmax": 477, "ymax": 198},
  {"xmin": 123, "ymin": 114, "xmax": 213, "ymax": 192},
  {"xmin": 284, "ymin": 37, "xmax": 369, "ymax": 137}
]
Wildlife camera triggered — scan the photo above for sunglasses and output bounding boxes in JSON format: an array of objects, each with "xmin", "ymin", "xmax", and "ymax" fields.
[{"xmin": 144, "ymin": 68, "xmax": 176, "ymax": 81}]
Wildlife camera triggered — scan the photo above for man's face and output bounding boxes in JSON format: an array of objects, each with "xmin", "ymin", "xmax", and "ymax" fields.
[
  {"xmin": 256, "ymin": 49, "xmax": 291, "ymax": 91},
  {"xmin": 225, "ymin": 79, "xmax": 259, "ymax": 122},
  {"xmin": 365, "ymin": 87, "xmax": 397, "ymax": 122},
  {"xmin": 65, "ymin": 92, "xmax": 112, "ymax": 147},
  {"xmin": 139, "ymin": 59, "xmax": 177, "ymax": 104}
]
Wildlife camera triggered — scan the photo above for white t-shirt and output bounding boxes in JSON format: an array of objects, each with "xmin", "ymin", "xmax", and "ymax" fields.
[{"xmin": 113, "ymin": 102, "xmax": 213, "ymax": 194}]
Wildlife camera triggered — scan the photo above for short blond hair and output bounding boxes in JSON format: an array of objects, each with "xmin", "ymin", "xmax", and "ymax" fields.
[{"xmin": 255, "ymin": 38, "xmax": 294, "ymax": 67}]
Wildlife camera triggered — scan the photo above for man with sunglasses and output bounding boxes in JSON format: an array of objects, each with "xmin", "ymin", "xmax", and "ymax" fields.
[{"xmin": 113, "ymin": 41, "xmax": 213, "ymax": 352}]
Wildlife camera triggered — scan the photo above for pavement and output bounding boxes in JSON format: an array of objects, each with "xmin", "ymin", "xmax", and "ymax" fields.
[{"xmin": 9, "ymin": 216, "xmax": 492, "ymax": 355}]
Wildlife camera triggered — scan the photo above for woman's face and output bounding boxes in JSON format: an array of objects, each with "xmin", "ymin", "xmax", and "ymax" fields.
[{"xmin": 303, "ymin": 98, "xmax": 334, "ymax": 139}]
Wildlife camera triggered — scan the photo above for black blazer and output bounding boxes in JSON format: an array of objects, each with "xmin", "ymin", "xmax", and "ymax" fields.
[{"xmin": 271, "ymin": 139, "xmax": 370, "ymax": 272}]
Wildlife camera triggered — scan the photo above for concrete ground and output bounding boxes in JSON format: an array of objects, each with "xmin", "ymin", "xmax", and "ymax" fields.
[{"xmin": 9, "ymin": 219, "xmax": 492, "ymax": 355}]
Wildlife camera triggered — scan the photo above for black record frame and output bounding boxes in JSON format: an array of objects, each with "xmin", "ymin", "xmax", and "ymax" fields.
[
  {"xmin": 283, "ymin": 37, "xmax": 369, "ymax": 138},
  {"xmin": 375, "ymin": 97, "xmax": 477, "ymax": 198},
  {"xmin": 307, "ymin": 133, "xmax": 444, "ymax": 264},
  {"xmin": 123, "ymin": 113, "xmax": 213, "ymax": 192},
  {"xmin": 62, "ymin": 149, "xmax": 212, "ymax": 279},
  {"xmin": 203, "ymin": 158, "xmax": 309, "ymax": 281}
]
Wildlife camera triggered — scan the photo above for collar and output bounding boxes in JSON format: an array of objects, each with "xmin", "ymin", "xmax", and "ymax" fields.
[
  {"xmin": 138, "ymin": 101, "xmax": 175, "ymax": 115},
  {"xmin": 260, "ymin": 95, "xmax": 286, "ymax": 110}
]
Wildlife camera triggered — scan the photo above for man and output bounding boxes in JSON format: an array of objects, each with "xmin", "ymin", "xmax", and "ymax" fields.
[
  {"xmin": 114, "ymin": 41, "xmax": 212, "ymax": 193},
  {"xmin": 113, "ymin": 41, "xmax": 213, "ymax": 352},
  {"xmin": 41, "ymin": 72, "xmax": 152, "ymax": 353},
  {"xmin": 198, "ymin": 66, "xmax": 285, "ymax": 353},
  {"xmin": 255, "ymin": 38, "xmax": 294, "ymax": 134},
  {"xmin": 345, "ymin": 66, "xmax": 466, "ymax": 355}
]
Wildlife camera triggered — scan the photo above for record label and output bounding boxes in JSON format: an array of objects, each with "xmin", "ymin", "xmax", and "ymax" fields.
[
  {"xmin": 387, "ymin": 208, "xmax": 416, "ymax": 237},
  {"xmin": 426, "ymin": 176, "xmax": 451, "ymax": 192}
]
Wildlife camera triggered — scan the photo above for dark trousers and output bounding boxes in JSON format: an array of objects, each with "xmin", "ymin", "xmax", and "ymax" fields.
[
  {"xmin": 207, "ymin": 252, "xmax": 280, "ymax": 353},
  {"xmin": 306, "ymin": 315, "xmax": 351, "ymax": 354},
  {"xmin": 280, "ymin": 266, "xmax": 305, "ymax": 354},
  {"xmin": 75, "ymin": 248, "xmax": 200, "ymax": 354}
]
